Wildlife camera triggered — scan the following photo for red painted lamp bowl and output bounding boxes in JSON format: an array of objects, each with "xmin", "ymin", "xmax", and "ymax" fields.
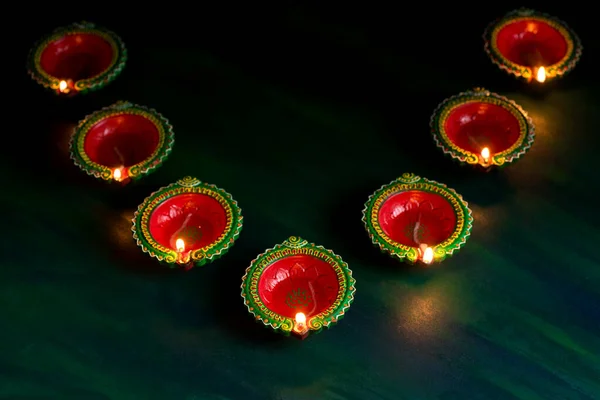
[
  {"xmin": 484, "ymin": 8, "xmax": 582, "ymax": 82},
  {"xmin": 241, "ymin": 236, "xmax": 355, "ymax": 338},
  {"xmin": 27, "ymin": 21, "xmax": 126, "ymax": 95},
  {"xmin": 430, "ymin": 88, "xmax": 535, "ymax": 168},
  {"xmin": 132, "ymin": 177, "xmax": 243, "ymax": 269},
  {"xmin": 70, "ymin": 101, "xmax": 174, "ymax": 183},
  {"xmin": 363, "ymin": 173, "xmax": 472, "ymax": 264}
]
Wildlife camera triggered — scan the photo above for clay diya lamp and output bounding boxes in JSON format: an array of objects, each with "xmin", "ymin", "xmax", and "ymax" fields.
[
  {"xmin": 362, "ymin": 173, "xmax": 473, "ymax": 265},
  {"xmin": 484, "ymin": 8, "xmax": 582, "ymax": 83},
  {"xmin": 241, "ymin": 236, "xmax": 356, "ymax": 339},
  {"xmin": 70, "ymin": 101, "xmax": 174, "ymax": 185},
  {"xmin": 430, "ymin": 88, "xmax": 535, "ymax": 170},
  {"xmin": 27, "ymin": 21, "xmax": 126, "ymax": 95},
  {"xmin": 132, "ymin": 176, "xmax": 243, "ymax": 269}
]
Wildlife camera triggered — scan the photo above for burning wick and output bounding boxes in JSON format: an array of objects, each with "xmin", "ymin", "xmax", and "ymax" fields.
[
  {"xmin": 294, "ymin": 312, "xmax": 308, "ymax": 335},
  {"xmin": 176, "ymin": 238, "xmax": 185, "ymax": 253},
  {"xmin": 419, "ymin": 244, "xmax": 434, "ymax": 264},
  {"xmin": 58, "ymin": 80, "xmax": 70, "ymax": 93},
  {"xmin": 535, "ymin": 66, "xmax": 546, "ymax": 83},
  {"xmin": 175, "ymin": 238, "xmax": 193, "ymax": 269},
  {"xmin": 112, "ymin": 167, "xmax": 122, "ymax": 181},
  {"xmin": 176, "ymin": 238, "xmax": 186, "ymax": 263},
  {"xmin": 481, "ymin": 147, "xmax": 491, "ymax": 165}
]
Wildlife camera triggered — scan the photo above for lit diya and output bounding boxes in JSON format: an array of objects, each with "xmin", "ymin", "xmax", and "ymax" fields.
[
  {"xmin": 241, "ymin": 236, "xmax": 355, "ymax": 339},
  {"xmin": 132, "ymin": 177, "xmax": 243, "ymax": 269},
  {"xmin": 484, "ymin": 8, "xmax": 582, "ymax": 83},
  {"xmin": 362, "ymin": 173, "xmax": 472, "ymax": 265},
  {"xmin": 70, "ymin": 101, "xmax": 174, "ymax": 184},
  {"xmin": 27, "ymin": 21, "xmax": 126, "ymax": 95},
  {"xmin": 430, "ymin": 88, "xmax": 535, "ymax": 169}
]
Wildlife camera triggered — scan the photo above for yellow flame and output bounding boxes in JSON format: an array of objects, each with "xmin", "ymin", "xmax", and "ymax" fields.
[
  {"xmin": 422, "ymin": 246, "xmax": 434, "ymax": 264},
  {"xmin": 481, "ymin": 147, "xmax": 490, "ymax": 162},
  {"xmin": 113, "ymin": 168, "xmax": 122, "ymax": 181},
  {"xmin": 536, "ymin": 66, "xmax": 546, "ymax": 83},
  {"xmin": 295, "ymin": 312, "xmax": 306, "ymax": 325},
  {"xmin": 59, "ymin": 80, "xmax": 68, "ymax": 92},
  {"xmin": 176, "ymin": 238, "xmax": 185, "ymax": 252}
]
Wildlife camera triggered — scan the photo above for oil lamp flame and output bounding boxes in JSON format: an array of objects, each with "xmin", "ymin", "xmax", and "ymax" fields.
[
  {"xmin": 59, "ymin": 80, "xmax": 68, "ymax": 92},
  {"xmin": 481, "ymin": 147, "xmax": 490, "ymax": 163},
  {"xmin": 293, "ymin": 312, "xmax": 309, "ymax": 337},
  {"xmin": 535, "ymin": 66, "xmax": 546, "ymax": 83},
  {"xmin": 176, "ymin": 238, "xmax": 185, "ymax": 253},
  {"xmin": 113, "ymin": 168, "xmax": 122, "ymax": 181},
  {"xmin": 295, "ymin": 312, "xmax": 306, "ymax": 325},
  {"xmin": 422, "ymin": 246, "xmax": 434, "ymax": 264}
]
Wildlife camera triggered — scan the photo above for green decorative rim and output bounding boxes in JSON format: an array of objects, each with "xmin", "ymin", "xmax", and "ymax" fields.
[
  {"xmin": 27, "ymin": 21, "xmax": 127, "ymax": 94},
  {"xmin": 132, "ymin": 177, "xmax": 243, "ymax": 268},
  {"xmin": 69, "ymin": 101, "xmax": 174, "ymax": 182},
  {"xmin": 430, "ymin": 88, "xmax": 535, "ymax": 167},
  {"xmin": 483, "ymin": 8, "xmax": 582, "ymax": 81},
  {"xmin": 241, "ymin": 236, "xmax": 356, "ymax": 337},
  {"xmin": 362, "ymin": 173, "xmax": 473, "ymax": 264}
]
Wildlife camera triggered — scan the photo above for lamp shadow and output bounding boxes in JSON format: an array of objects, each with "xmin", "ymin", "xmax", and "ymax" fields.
[
  {"xmin": 18, "ymin": 116, "xmax": 106, "ymax": 192},
  {"xmin": 483, "ymin": 71, "xmax": 557, "ymax": 101},
  {"xmin": 200, "ymin": 236, "xmax": 289, "ymax": 347},
  {"xmin": 323, "ymin": 176, "xmax": 512, "ymax": 285},
  {"xmin": 449, "ymin": 167, "xmax": 517, "ymax": 208},
  {"xmin": 376, "ymin": 91, "xmax": 518, "ymax": 209},
  {"xmin": 324, "ymin": 182, "xmax": 435, "ymax": 282},
  {"xmin": 17, "ymin": 84, "xmax": 134, "ymax": 185},
  {"xmin": 91, "ymin": 205, "xmax": 175, "ymax": 276},
  {"xmin": 100, "ymin": 179, "xmax": 166, "ymax": 211},
  {"xmin": 45, "ymin": 118, "xmax": 170, "ymax": 208},
  {"xmin": 28, "ymin": 119, "xmax": 93, "ymax": 185}
]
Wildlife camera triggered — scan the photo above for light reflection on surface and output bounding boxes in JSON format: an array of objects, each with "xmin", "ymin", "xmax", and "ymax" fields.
[
  {"xmin": 519, "ymin": 109, "xmax": 552, "ymax": 150},
  {"xmin": 388, "ymin": 270, "xmax": 474, "ymax": 345},
  {"xmin": 107, "ymin": 210, "xmax": 136, "ymax": 248},
  {"xmin": 525, "ymin": 22, "xmax": 539, "ymax": 34},
  {"xmin": 395, "ymin": 285, "xmax": 449, "ymax": 342},
  {"xmin": 501, "ymin": 95, "xmax": 568, "ymax": 189},
  {"xmin": 390, "ymin": 202, "xmax": 410, "ymax": 219},
  {"xmin": 467, "ymin": 203, "xmax": 506, "ymax": 240}
]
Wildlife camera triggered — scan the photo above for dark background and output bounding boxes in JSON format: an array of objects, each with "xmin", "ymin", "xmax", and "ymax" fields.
[{"xmin": 3, "ymin": 4, "xmax": 599, "ymax": 399}]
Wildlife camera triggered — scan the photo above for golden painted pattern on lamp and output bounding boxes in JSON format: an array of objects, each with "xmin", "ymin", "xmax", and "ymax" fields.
[
  {"xmin": 369, "ymin": 182, "xmax": 465, "ymax": 262},
  {"xmin": 244, "ymin": 242, "xmax": 355, "ymax": 332},
  {"xmin": 437, "ymin": 98, "xmax": 529, "ymax": 166},
  {"xmin": 490, "ymin": 16, "xmax": 575, "ymax": 80},
  {"xmin": 137, "ymin": 186, "xmax": 235, "ymax": 263},
  {"xmin": 33, "ymin": 28, "xmax": 120, "ymax": 90},
  {"xmin": 397, "ymin": 172, "xmax": 420, "ymax": 184},
  {"xmin": 178, "ymin": 176, "xmax": 202, "ymax": 188},
  {"xmin": 362, "ymin": 173, "xmax": 472, "ymax": 264},
  {"xmin": 74, "ymin": 109, "xmax": 168, "ymax": 180}
]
